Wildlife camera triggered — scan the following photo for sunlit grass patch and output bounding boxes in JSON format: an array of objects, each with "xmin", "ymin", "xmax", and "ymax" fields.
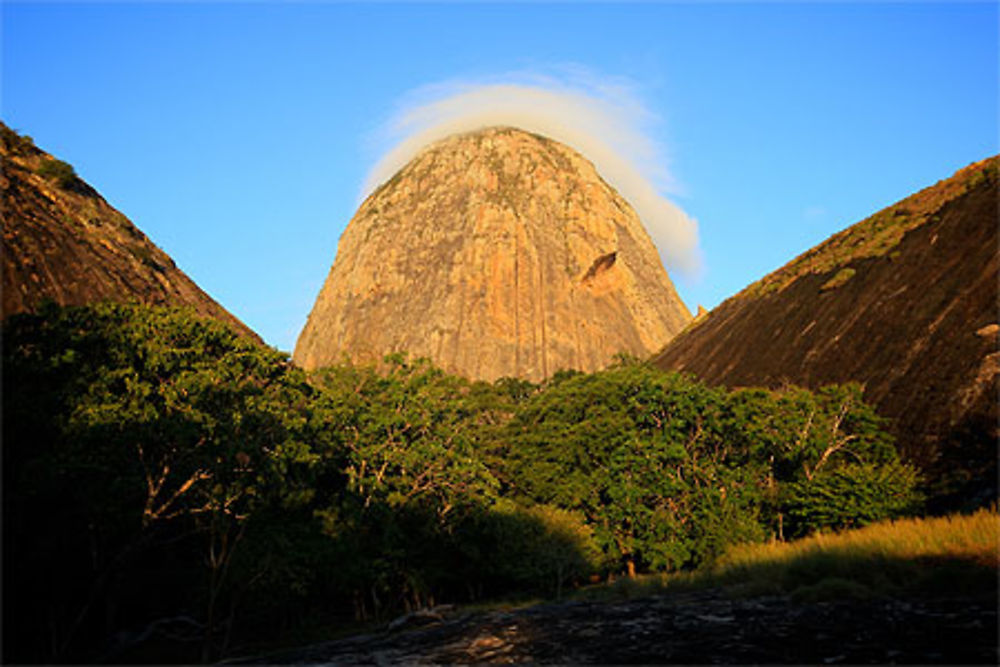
[
  {"xmin": 706, "ymin": 508, "xmax": 998, "ymax": 598},
  {"xmin": 573, "ymin": 509, "xmax": 998, "ymax": 603},
  {"xmin": 717, "ymin": 508, "xmax": 998, "ymax": 570}
]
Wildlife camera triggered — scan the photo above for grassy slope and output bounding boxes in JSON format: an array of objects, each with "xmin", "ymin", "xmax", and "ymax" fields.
[
  {"xmin": 581, "ymin": 508, "xmax": 999, "ymax": 602},
  {"xmin": 710, "ymin": 508, "xmax": 998, "ymax": 599}
]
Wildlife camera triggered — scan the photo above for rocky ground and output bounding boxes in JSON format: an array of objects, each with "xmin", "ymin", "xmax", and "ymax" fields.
[{"xmin": 239, "ymin": 587, "xmax": 997, "ymax": 664}]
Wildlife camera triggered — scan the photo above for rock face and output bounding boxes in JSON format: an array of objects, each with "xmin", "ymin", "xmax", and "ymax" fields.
[
  {"xmin": 653, "ymin": 156, "xmax": 999, "ymax": 506},
  {"xmin": 1, "ymin": 123, "xmax": 259, "ymax": 341},
  {"xmin": 295, "ymin": 127, "xmax": 691, "ymax": 381},
  {"xmin": 247, "ymin": 588, "xmax": 997, "ymax": 665}
]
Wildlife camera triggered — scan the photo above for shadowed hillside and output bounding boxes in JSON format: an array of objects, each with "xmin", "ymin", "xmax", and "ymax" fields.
[
  {"xmin": 654, "ymin": 156, "xmax": 999, "ymax": 507},
  {"xmin": 1, "ymin": 123, "xmax": 259, "ymax": 341}
]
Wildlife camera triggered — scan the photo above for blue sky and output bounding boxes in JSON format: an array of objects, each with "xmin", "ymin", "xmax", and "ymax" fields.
[{"xmin": 3, "ymin": 2, "xmax": 996, "ymax": 353}]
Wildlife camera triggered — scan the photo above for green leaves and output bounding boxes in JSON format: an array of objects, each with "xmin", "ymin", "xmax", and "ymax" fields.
[
  {"xmin": 783, "ymin": 461, "xmax": 923, "ymax": 537},
  {"xmin": 501, "ymin": 365, "xmax": 916, "ymax": 574},
  {"xmin": 3, "ymin": 303, "xmax": 320, "ymax": 661},
  {"xmin": 3, "ymin": 303, "xmax": 919, "ymax": 660},
  {"xmin": 310, "ymin": 357, "xmax": 498, "ymax": 520}
]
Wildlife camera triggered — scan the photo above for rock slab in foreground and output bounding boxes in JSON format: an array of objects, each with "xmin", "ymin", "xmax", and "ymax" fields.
[{"xmin": 243, "ymin": 589, "xmax": 997, "ymax": 664}]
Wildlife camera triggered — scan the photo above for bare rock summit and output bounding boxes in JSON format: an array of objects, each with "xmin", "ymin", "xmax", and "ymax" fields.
[{"xmin": 295, "ymin": 126, "xmax": 691, "ymax": 381}]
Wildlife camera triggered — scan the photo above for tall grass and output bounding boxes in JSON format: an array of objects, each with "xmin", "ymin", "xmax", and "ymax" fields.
[
  {"xmin": 708, "ymin": 508, "xmax": 999, "ymax": 600},
  {"xmin": 719, "ymin": 507, "xmax": 998, "ymax": 571},
  {"xmin": 578, "ymin": 509, "xmax": 999, "ymax": 602}
]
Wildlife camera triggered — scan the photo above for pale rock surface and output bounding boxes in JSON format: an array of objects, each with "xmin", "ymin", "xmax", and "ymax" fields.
[{"xmin": 295, "ymin": 127, "xmax": 690, "ymax": 381}]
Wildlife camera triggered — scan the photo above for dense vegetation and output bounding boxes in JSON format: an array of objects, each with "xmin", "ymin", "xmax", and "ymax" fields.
[{"xmin": 3, "ymin": 303, "xmax": 923, "ymax": 663}]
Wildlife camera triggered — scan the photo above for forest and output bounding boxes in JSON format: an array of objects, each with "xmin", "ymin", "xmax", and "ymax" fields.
[{"xmin": 3, "ymin": 303, "xmax": 923, "ymax": 663}]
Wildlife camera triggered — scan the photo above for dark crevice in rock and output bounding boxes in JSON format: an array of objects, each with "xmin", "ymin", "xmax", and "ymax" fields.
[{"xmin": 582, "ymin": 251, "xmax": 617, "ymax": 283}]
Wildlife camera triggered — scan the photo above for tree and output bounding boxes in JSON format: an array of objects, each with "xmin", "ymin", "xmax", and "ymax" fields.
[
  {"xmin": 502, "ymin": 365, "xmax": 911, "ymax": 575},
  {"xmin": 783, "ymin": 461, "xmax": 923, "ymax": 537},
  {"xmin": 3, "ymin": 304, "xmax": 918, "ymax": 661},
  {"xmin": 3, "ymin": 303, "xmax": 317, "ymax": 662},
  {"xmin": 308, "ymin": 355, "xmax": 500, "ymax": 617},
  {"xmin": 505, "ymin": 365, "xmax": 728, "ymax": 575}
]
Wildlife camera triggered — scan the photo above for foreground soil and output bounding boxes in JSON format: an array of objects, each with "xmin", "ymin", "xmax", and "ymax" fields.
[{"xmin": 239, "ymin": 587, "xmax": 997, "ymax": 664}]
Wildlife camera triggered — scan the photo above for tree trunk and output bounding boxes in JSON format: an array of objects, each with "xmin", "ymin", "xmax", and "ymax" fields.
[{"xmin": 626, "ymin": 557, "xmax": 637, "ymax": 579}]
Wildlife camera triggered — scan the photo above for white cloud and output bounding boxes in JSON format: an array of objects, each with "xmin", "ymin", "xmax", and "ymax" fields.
[{"xmin": 360, "ymin": 69, "xmax": 701, "ymax": 276}]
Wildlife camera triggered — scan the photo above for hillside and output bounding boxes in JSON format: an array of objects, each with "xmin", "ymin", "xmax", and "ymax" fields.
[
  {"xmin": 295, "ymin": 126, "xmax": 691, "ymax": 381},
  {"xmin": 1, "ymin": 123, "xmax": 259, "ymax": 340},
  {"xmin": 654, "ymin": 156, "xmax": 999, "ymax": 506}
]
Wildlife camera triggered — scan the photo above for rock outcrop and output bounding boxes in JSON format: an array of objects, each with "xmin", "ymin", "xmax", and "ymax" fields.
[
  {"xmin": 295, "ymin": 127, "xmax": 691, "ymax": 382},
  {"xmin": 653, "ymin": 156, "xmax": 999, "ymax": 506},
  {"xmin": 1, "ymin": 123, "xmax": 259, "ymax": 341},
  {"xmin": 244, "ymin": 588, "xmax": 997, "ymax": 665}
]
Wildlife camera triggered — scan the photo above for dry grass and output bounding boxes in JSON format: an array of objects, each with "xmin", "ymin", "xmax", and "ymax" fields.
[
  {"xmin": 718, "ymin": 507, "xmax": 998, "ymax": 571},
  {"xmin": 577, "ymin": 509, "xmax": 999, "ymax": 602},
  {"xmin": 709, "ymin": 508, "xmax": 998, "ymax": 599}
]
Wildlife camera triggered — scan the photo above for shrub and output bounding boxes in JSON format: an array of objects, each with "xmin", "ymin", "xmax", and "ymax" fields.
[
  {"xmin": 783, "ymin": 461, "xmax": 923, "ymax": 537},
  {"xmin": 0, "ymin": 124, "xmax": 37, "ymax": 155},
  {"xmin": 820, "ymin": 267, "xmax": 856, "ymax": 291},
  {"xmin": 35, "ymin": 157, "xmax": 80, "ymax": 190},
  {"xmin": 479, "ymin": 501, "xmax": 603, "ymax": 597}
]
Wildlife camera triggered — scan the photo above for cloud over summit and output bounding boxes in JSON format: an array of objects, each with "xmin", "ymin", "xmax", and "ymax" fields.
[{"xmin": 361, "ymin": 71, "xmax": 701, "ymax": 275}]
